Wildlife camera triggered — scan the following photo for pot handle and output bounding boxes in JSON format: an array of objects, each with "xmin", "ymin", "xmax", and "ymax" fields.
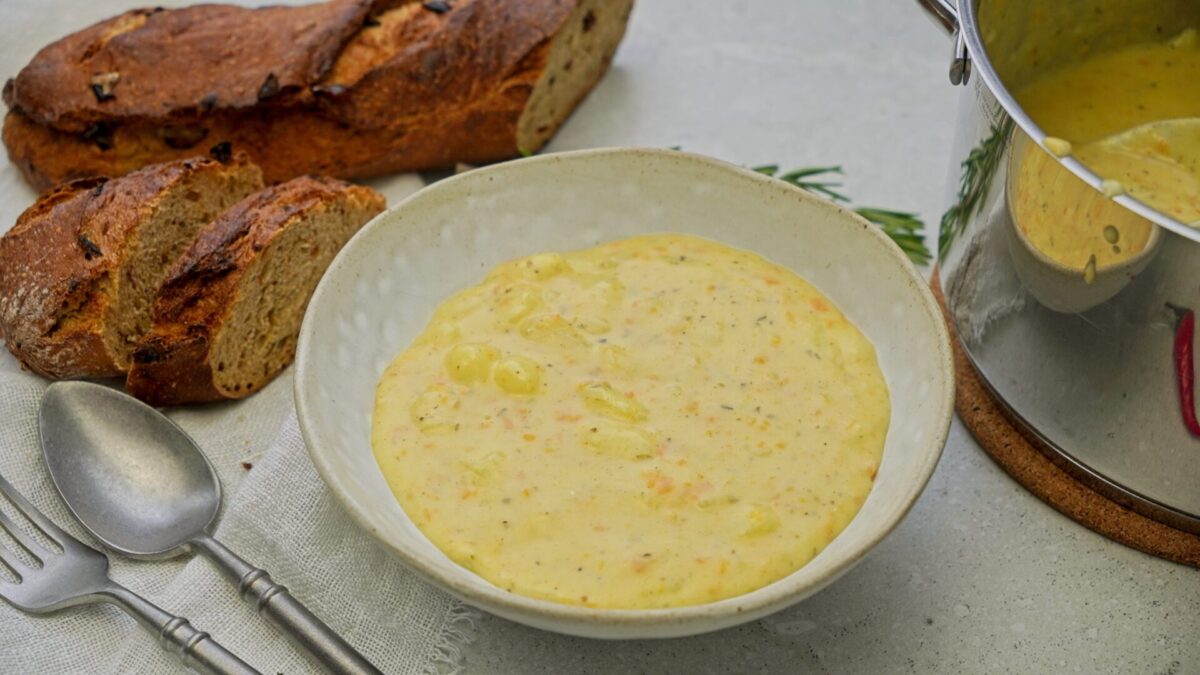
[
  {"xmin": 916, "ymin": 0, "xmax": 958, "ymax": 32},
  {"xmin": 915, "ymin": 0, "xmax": 971, "ymax": 85}
]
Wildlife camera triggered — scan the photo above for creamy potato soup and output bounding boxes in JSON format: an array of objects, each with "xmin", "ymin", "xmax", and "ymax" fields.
[
  {"xmin": 372, "ymin": 234, "xmax": 889, "ymax": 609},
  {"xmin": 1016, "ymin": 29, "xmax": 1200, "ymax": 147}
]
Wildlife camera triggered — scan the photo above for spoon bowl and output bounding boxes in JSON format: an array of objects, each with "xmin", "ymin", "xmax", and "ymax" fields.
[
  {"xmin": 39, "ymin": 381, "xmax": 220, "ymax": 558},
  {"xmin": 38, "ymin": 380, "xmax": 382, "ymax": 674}
]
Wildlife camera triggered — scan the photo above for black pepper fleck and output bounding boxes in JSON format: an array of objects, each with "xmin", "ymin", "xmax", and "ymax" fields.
[
  {"xmin": 422, "ymin": 1, "xmax": 451, "ymax": 13},
  {"xmin": 198, "ymin": 92, "xmax": 218, "ymax": 112}
]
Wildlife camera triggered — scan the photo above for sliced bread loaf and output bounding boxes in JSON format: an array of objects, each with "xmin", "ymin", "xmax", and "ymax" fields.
[
  {"xmin": 126, "ymin": 176, "xmax": 384, "ymax": 405},
  {"xmin": 0, "ymin": 151, "xmax": 264, "ymax": 377}
]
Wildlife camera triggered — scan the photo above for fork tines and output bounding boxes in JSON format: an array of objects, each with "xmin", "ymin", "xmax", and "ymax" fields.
[{"xmin": 0, "ymin": 473, "xmax": 68, "ymax": 574}]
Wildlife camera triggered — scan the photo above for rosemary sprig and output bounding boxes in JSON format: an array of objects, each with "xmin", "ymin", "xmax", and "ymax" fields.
[
  {"xmin": 938, "ymin": 118, "xmax": 1014, "ymax": 259},
  {"xmin": 855, "ymin": 207, "xmax": 931, "ymax": 266},
  {"xmin": 754, "ymin": 164, "xmax": 931, "ymax": 265},
  {"xmin": 754, "ymin": 165, "xmax": 850, "ymax": 203}
]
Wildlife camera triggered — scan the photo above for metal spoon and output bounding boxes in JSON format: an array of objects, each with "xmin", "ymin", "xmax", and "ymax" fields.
[{"xmin": 38, "ymin": 381, "xmax": 382, "ymax": 675}]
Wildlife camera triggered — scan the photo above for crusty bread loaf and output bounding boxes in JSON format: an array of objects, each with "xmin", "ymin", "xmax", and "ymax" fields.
[
  {"xmin": 3, "ymin": 0, "xmax": 634, "ymax": 190},
  {"xmin": 0, "ymin": 151, "xmax": 263, "ymax": 378},
  {"xmin": 126, "ymin": 176, "xmax": 385, "ymax": 405}
]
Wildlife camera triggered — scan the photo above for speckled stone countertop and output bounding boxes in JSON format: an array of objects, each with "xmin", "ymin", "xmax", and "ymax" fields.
[
  {"xmin": 0, "ymin": 0, "xmax": 1192, "ymax": 672},
  {"xmin": 461, "ymin": 1, "xmax": 1199, "ymax": 672}
]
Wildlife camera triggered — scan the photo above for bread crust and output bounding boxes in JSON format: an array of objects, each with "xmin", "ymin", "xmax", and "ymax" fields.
[
  {"xmin": 0, "ymin": 153, "xmax": 263, "ymax": 378},
  {"xmin": 126, "ymin": 176, "xmax": 385, "ymax": 405},
  {"xmin": 0, "ymin": 177, "xmax": 114, "ymax": 377},
  {"xmin": 3, "ymin": 0, "xmax": 633, "ymax": 188},
  {"xmin": 5, "ymin": 0, "xmax": 373, "ymax": 132}
]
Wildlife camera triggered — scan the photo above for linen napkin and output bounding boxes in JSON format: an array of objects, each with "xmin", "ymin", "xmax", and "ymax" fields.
[{"xmin": 0, "ymin": 367, "xmax": 477, "ymax": 674}]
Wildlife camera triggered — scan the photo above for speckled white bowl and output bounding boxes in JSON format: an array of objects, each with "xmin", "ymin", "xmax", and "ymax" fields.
[{"xmin": 294, "ymin": 148, "xmax": 953, "ymax": 639}]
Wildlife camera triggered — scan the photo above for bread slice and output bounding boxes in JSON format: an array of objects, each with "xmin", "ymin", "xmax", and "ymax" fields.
[
  {"xmin": 2, "ymin": 0, "xmax": 634, "ymax": 189},
  {"xmin": 126, "ymin": 176, "xmax": 385, "ymax": 405},
  {"xmin": 0, "ymin": 151, "xmax": 264, "ymax": 378}
]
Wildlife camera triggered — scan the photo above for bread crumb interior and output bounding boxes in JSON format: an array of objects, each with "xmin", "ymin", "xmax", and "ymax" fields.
[
  {"xmin": 102, "ymin": 168, "xmax": 261, "ymax": 369},
  {"xmin": 209, "ymin": 198, "xmax": 374, "ymax": 396}
]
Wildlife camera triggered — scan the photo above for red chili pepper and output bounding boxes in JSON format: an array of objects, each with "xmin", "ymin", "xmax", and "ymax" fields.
[{"xmin": 1173, "ymin": 309, "xmax": 1200, "ymax": 437}]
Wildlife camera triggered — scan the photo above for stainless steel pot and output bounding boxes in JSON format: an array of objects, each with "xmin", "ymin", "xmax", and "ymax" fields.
[{"xmin": 919, "ymin": 0, "xmax": 1200, "ymax": 533}]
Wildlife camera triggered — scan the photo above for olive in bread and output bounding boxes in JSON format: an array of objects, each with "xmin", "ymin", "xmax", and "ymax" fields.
[
  {"xmin": 126, "ymin": 176, "xmax": 385, "ymax": 405},
  {"xmin": 3, "ymin": 0, "xmax": 634, "ymax": 190},
  {"xmin": 0, "ymin": 152, "xmax": 264, "ymax": 378}
]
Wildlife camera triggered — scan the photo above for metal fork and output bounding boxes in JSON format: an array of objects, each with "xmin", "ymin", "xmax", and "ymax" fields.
[{"xmin": 0, "ymin": 473, "xmax": 260, "ymax": 675}]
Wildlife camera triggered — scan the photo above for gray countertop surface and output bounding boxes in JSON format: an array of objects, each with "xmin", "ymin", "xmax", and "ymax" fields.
[
  {"xmin": 0, "ymin": 0, "xmax": 1194, "ymax": 673},
  {"xmin": 461, "ymin": 1, "xmax": 1199, "ymax": 672}
]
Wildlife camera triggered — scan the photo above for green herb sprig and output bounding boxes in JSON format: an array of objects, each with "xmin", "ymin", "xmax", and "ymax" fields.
[
  {"xmin": 754, "ymin": 165, "xmax": 850, "ymax": 203},
  {"xmin": 856, "ymin": 208, "xmax": 931, "ymax": 266},
  {"xmin": 753, "ymin": 164, "xmax": 931, "ymax": 266},
  {"xmin": 938, "ymin": 119, "xmax": 1014, "ymax": 259}
]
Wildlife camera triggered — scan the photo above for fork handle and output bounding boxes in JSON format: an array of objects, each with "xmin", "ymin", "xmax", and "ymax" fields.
[
  {"xmin": 192, "ymin": 535, "xmax": 382, "ymax": 675},
  {"xmin": 103, "ymin": 584, "xmax": 261, "ymax": 675}
]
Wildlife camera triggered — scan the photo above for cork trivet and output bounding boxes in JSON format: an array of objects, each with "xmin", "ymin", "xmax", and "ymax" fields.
[{"xmin": 931, "ymin": 270, "xmax": 1200, "ymax": 568}]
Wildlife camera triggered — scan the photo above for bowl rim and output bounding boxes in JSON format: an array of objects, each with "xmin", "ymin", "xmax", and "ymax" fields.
[{"xmin": 294, "ymin": 146, "xmax": 955, "ymax": 630}]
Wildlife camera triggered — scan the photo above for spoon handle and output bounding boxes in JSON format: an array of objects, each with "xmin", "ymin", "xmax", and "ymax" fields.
[
  {"xmin": 103, "ymin": 583, "xmax": 261, "ymax": 675},
  {"xmin": 192, "ymin": 535, "xmax": 383, "ymax": 675}
]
